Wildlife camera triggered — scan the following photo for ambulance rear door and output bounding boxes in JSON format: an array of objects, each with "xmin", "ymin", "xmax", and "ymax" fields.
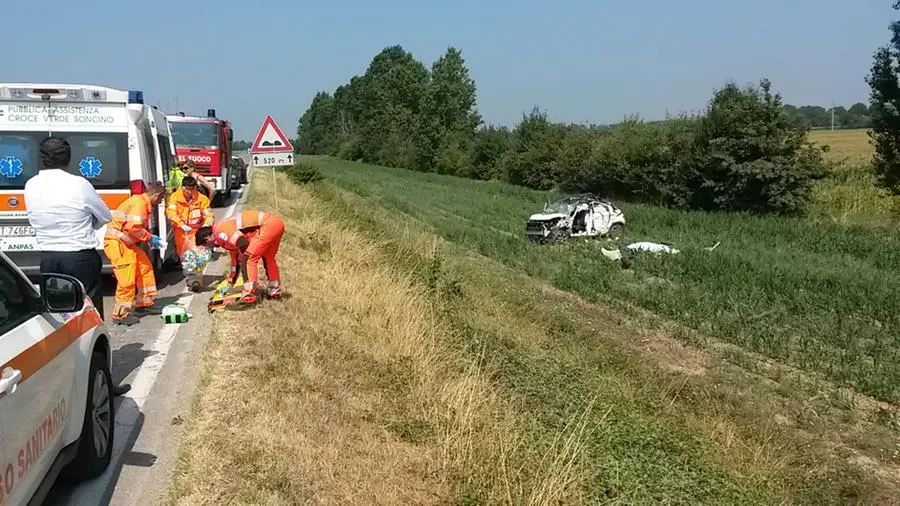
[{"xmin": 0, "ymin": 85, "xmax": 133, "ymax": 275}]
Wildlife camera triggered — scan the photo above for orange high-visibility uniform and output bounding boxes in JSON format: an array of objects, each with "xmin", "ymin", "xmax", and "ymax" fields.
[
  {"xmin": 213, "ymin": 209, "xmax": 285, "ymax": 297},
  {"xmin": 165, "ymin": 187, "xmax": 213, "ymax": 256},
  {"xmin": 103, "ymin": 193, "xmax": 158, "ymax": 319}
]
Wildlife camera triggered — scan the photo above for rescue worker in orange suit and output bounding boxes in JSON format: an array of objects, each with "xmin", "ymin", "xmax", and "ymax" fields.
[
  {"xmin": 198, "ymin": 209, "xmax": 285, "ymax": 304},
  {"xmin": 166, "ymin": 175, "xmax": 214, "ymax": 291},
  {"xmin": 103, "ymin": 181, "xmax": 168, "ymax": 326}
]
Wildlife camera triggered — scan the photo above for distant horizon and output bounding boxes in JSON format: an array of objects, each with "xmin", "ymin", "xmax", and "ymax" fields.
[{"xmin": 233, "ymin": 99, "xmax": 876, "ymax": 143}]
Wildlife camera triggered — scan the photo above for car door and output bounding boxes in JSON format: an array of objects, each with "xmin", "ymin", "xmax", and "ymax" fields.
[
  {"xmin": 0, "ymin": 261, "xmax": 74, "ymax": 505},
  {"xmin": 590, "ymin": 201, "xmax": 611, "ymax": 234}
]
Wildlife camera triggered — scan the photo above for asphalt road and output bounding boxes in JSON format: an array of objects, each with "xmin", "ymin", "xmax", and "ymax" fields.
[{"xmin": 43, "ymin": 156, "xmax": 254, "ymax": 506}]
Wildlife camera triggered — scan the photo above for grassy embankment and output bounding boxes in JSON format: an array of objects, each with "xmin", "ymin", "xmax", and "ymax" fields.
[{"xmin": 166, "ymin": 145, "xmax": 899, "ymax": 505}]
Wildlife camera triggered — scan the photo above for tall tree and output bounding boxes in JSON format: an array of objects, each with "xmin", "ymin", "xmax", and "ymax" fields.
[
  {"xmin": 357, "ymin": 45, "xmax": 430, "ymax": 168},
  {"xmin": 416, "ymin": 47, "xmax": 482, "ymax": 174},
  {"xmin": 296, "ymin": 91, "xmax": 334, "ymax": 154},
  {"xmin": 866, "ymin": 1, "xmax": 900, "ymax": 194},
  {"xmin": 501, "ymin": 107, "xmax": 566, "ymax": 190}
]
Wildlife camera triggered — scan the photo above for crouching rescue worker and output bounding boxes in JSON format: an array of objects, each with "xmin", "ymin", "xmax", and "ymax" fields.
[
  {"xmin": 104, "ymin": 181, "xmax": 168, "ymax": 326},
  {"xmin": 199, "ymin": 209, "xmax": 285, "ymax": 304}
]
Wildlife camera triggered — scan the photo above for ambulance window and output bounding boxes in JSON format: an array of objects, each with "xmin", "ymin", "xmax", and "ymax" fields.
[
  {"xmin": 0, "ymin": 261, "xmax": 36, "ymax": 334},
  {"xmin": 157, "ymin": 134, "xmax": 173, "ymax": 171},
  {"xmin": 0, "ymin": 133, "xmax": 41, "ymax": 188},
  {"xmin": 140, "ymin": 127, "xmax": 157, "ymax": 177},
  {"xmin": 65, "ymin": 133, "xmax": 130, "ymax": 189}
]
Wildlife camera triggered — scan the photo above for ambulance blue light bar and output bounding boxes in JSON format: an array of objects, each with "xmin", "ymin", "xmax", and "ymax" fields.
[{"xmin": 128, "ymin": 91, "xmax": 144, "ymax": 104}]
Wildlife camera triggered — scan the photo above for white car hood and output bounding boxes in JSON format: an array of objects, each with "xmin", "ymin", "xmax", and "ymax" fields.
[{"xmin": 528, "ymin": 213, "xmax": 567, "ymax": 221}]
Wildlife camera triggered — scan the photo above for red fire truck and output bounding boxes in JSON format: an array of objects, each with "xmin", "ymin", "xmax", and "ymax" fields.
[{"xmin": 166, "ymin": 109, "xmax": 235, "ymax": 206}]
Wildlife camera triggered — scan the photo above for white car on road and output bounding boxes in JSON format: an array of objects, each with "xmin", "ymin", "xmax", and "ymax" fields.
[{"xmin": 0, "ymin": 251, "xmax": 113, "ymax": 505}]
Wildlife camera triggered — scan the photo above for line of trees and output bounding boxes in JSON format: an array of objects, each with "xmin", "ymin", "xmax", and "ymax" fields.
[
  {"xmin": 785, "ymin": 104, "xmax": 873, "ymax": 129},
  {"xmin": 296, "ymin": 1, "xmax": 900, "ymax": 214},
  {"xmin": 297, "ymin": 44, "xmax": 837, "ymax": 215}
]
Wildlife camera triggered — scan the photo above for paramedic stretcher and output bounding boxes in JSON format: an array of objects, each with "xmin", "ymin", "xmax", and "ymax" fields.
[
  {"xmin": 103, "ymin": 183, "xmax": 167, "ymax": 325},
  {"xmin": 209, "ymin": 209, "xmax": 285, "ymax": 304}
]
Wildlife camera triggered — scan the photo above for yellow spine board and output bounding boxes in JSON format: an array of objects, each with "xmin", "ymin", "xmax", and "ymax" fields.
[{"xmin": 208, "ymin": 274, "xmax": 245, "ymax": 310}]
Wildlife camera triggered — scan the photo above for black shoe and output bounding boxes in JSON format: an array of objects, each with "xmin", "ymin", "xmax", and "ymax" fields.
[
  {"xmin": 189, "ymin": 280, "xmax": 202, "ymax": 293},
  {"xmin": 113, "ymin": 383, "xmax": 132, "ymax": 396},
  {"xmin": 113, "ymin": 315, "xmax": 140, "ymax": 326}
]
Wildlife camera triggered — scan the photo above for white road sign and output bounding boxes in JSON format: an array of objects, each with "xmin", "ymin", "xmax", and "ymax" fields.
[{"xmin": 252, "ymin": 152, "xmax": 294, "ymax": 167}]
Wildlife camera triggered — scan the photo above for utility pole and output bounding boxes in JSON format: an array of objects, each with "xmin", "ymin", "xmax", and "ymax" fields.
[{"xmin": 831, "ymin": 100, "xmax": 835, "ymax": 131}]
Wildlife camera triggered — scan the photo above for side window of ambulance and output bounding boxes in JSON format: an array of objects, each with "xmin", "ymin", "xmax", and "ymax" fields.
[
  {"xmin": 157, "ymin": 134, "xmax": 172, "ymax": 185},
  {"xmin": 0, "ymin": 263, "xmax": 35, "ymax": 335},
  {"xmin": 65, "ymin": 133, "xmax": 130, "ymax": 189},
  {"xmin": 0, "ymin": 134, "xmax": 41, "ymax": 188},
  {"xmin": 139, "ymin": 127, "xmax": 157, "ymax": 177}
]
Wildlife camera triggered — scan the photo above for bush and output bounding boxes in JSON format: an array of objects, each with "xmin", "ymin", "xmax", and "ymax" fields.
[
  {"xmin": 685, "ymin": 79, "xmax": 827, "ymax": 215},
  {"xmin": 558, "ymin": 80, "xmax": 827, "ymax": 215},
  {"xmin": 282, "ymin": 162, "xmax": 323, "ymax": 185},
  {"xmin": 561, "ymin": 118, "xmax": 688, "ymax": 205}
]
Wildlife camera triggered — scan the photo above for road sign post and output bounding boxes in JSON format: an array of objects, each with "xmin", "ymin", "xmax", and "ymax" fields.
[{"xmin": 250, "ymin": 115, "xmax": 295, "ymax": 212}]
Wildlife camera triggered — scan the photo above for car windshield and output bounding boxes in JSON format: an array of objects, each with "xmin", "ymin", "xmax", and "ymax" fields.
[
  {"xmin": 544, "ymin": 200, "xmax": 573, "ymax": 214},
  {"xmin": 170, "ymin": 122, "xmax": 218, "ymax": 148}
]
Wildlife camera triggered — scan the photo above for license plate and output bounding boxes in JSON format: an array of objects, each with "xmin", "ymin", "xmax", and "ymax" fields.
[{"xmin": 0, "ymin": 226, "xmax": 34, "ymax": 237}]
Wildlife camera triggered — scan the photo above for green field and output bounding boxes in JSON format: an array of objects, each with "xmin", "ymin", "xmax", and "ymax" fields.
[{"xmin": 301, "ymin": 155, "xmax": 900, "ymax": 404}]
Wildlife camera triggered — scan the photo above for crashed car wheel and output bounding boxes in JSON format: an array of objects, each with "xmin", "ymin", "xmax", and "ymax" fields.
[
  {"xmin": 547, "ymin": 229, "xmax": 570, "ymax": 243},
  {"xmin": 607, "ymin": 223, "xmax": 625, "ymax": 238}
]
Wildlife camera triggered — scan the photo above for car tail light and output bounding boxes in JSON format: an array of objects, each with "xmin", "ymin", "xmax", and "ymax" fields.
[{"xmin": 130, "ymin": 180, "xmax": 146, "ymax": 195}]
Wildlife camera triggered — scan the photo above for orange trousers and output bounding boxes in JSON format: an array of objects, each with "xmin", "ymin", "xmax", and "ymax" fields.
[
  {"xmin": 173, "ymin": 226, "xmax": 197, "ymax": 257},
  {"xmin": 245, "ymin": 215, "xmax": 285, "ymax": 288},
  {"xmin": 103, "ymin": 238, "xmax": 158, "ymax": 318}
]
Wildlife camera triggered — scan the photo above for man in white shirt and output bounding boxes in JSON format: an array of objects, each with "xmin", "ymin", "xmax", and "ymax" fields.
[{"xmin": 25, "ymin": 136, "xmax": 131, "ymax": 396}]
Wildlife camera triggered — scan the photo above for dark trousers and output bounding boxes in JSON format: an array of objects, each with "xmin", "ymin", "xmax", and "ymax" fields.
[{"xmin": 40, "ymin": 249, "xmax": 104, "ymax": 320}]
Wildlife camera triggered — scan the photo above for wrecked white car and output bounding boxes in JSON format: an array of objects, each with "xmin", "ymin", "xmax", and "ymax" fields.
[{"xmin": 525, "ymin": 194, "xmax": 626, "ymax": 243}]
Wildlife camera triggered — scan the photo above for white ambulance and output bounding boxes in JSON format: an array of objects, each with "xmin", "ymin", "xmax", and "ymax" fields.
[
  {"xmin": 0, "ymin": 84, "xmax": 179, "ymax": 277},
  {"xmin": 0, "ymin": 252, "xmax": 114, "ymax": 505}
]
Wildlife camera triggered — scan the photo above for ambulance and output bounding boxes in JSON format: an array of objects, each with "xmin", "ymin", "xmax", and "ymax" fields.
[
  {"xmin": 0, "ymin": 252, "xmax": 114, "ymax": 505},
  {"xmin": 0, "ymin": 84, "xmax": 179, "ymax": 277}
]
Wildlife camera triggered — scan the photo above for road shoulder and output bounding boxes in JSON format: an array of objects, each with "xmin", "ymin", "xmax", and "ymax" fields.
[
  {"xmin": 47, "ymin": 181, "xmax": 250, "ymax": 506},
  {"xmin": 104, "ymin": 285, "xmax": 218, "ymax": 506},
  {"xmin": 103, "ymin": 187, "xmax": 252, "ymax": 505}
]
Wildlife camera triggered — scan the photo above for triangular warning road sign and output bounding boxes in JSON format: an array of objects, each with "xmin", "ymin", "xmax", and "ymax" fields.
[{"xmin": 250, "ymin": 115, "xmax": 294, "ymax": 154}]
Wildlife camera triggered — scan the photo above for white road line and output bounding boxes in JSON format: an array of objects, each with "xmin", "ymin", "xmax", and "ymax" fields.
[
  {"xmin": 63, "ymin": 185, "xmax": 245, "ymax": 504},
  {"xmin": 120, "ymin": 192, "xmax": 239, "ymax": 409}
]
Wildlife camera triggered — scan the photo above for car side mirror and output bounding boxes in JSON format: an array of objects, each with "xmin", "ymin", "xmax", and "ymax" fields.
[{"xmin": 40, "ymin": 273, "xmax": 86, "ymax": 313}]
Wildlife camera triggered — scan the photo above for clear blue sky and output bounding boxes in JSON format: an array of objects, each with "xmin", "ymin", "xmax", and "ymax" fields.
[{"xmin": 4, "ymin": 0, "xmax": 894, "ymax": 141}]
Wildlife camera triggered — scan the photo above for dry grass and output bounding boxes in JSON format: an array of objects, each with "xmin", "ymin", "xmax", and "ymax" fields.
[
  {"xmin": 165, "ymin": 172, "xmax": 596, "ymax": 505},
  {"xmin": 808, "ymin": 128, "xmax": 874, "ymax": 166},
  {"xmin": 809, "ymin": 165, "xmax": 899, "ymax": 227}
]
